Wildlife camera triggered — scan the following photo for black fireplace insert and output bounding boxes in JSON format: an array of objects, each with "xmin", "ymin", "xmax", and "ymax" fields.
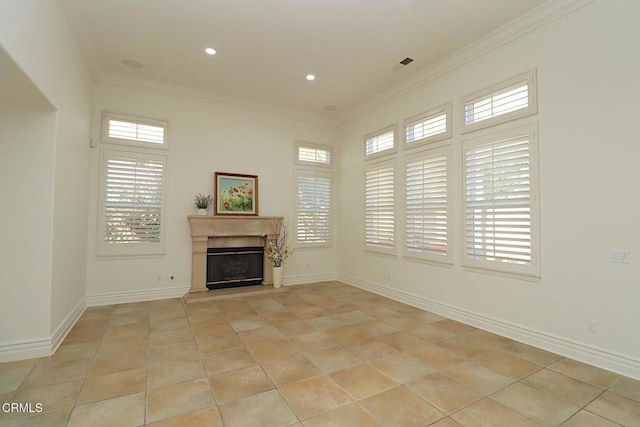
[{"xmin": 206, "ymin": 246, "xmax": 264, "ymax": 290}]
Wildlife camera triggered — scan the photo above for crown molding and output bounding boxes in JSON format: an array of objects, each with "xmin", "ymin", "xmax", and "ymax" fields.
[
  {"xmin": 338, "ymin": 0, "xmax": 596, "ymax": 124},
  {"xmin": 95, "ymin": 71, "xmax": 338, "ymax": 127}
]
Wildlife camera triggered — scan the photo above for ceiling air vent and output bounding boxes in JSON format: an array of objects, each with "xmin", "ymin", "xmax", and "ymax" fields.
[{"xmin": 392, "ymin": 57, "xmax": 414, "ymax": 71}]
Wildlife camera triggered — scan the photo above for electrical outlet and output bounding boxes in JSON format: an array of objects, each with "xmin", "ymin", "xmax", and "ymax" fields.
[{"xmin": 586, "ymin": 319, "xmax": 598, "ymax": 333}]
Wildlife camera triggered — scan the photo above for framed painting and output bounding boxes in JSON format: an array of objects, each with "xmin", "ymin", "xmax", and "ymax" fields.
[{"xmin": 215, "ymin": 172, "xmax": 258, "ymax": 215}]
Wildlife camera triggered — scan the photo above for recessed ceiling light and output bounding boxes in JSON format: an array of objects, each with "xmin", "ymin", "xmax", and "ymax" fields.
[
  {"xmin": 122, "ymin": 59, "xmax": 143, "ymax": 69},
  {"xmin": 306, "ymin": 74, "xmax": 316, "ymax": 81},
  {"xmin": 204, "ymin": 47, "xmax": 217, "ymax": 55}
]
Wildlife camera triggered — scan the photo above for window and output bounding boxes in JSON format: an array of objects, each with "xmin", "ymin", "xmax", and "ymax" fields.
[
  {"xmin": 98, "ymin": 111, "xmax": 169, "ymax": 257},
  {"xmin": 462, "ymin": 124, "xmax": 539, "ymax": 277},
  {"xmin": 295, "ymin": 170, "xmax": 331, "ymax": 246},
  {"xmin": 295, "ymin": 141, "xmax": 332, "ymax": 167},
  {"xmin": 365, "ymin": 125, "xmax": 396, "ymax": 158},
  {"xmin": 98, "ymin": 148, "xmax": 167, "ymax": 256},
  {"xmin": 365, "ymin": 160, "xmax": 395, "ymax": 254},
  {"xmin": 404, "ymin": 104, "xmax": 452, "ymax": 147},
  {"xmin": 295, "ymin": 142, "xmax": 333, "ymax": 247},
  {"xmin": 102, "ymin": 112, "xmax": 168, "ymax": 148},
  {"xmin": 405, "ymin": 146, "xmax": 451, "ymax": 263},
  {"xmin": 462, "ymin": 69, "xmax": 537, "ymax": 133}
]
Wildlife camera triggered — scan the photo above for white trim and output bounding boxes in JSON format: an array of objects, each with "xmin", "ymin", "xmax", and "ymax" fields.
[
  {"xmin": 341, "ymin": 0, "xmax": 595, "ymax": 124},
  {"xmin": 403, "ymin": 103, "xmax": 452, "ymax": 149},
  {"xmin": 461, "ymin": 69, "xmax": 537, "ymax": 133},
  {"xmin": 96, "ymin": 72, "xmax": 338, "ymax": 127},
  {"xmin": 0, "ymin": 337, "xmax": 51, "ymax": 363},
  {"xmin": 294, "ymin": 141, "xmax": 333, "ymax": 168},
  {"xmin": 97, "ymin": 148, "xmax": 168, "ymax": 257},
  {"xmin": 461, "ymin": 123, "xmax": 540, "ymax": 278},
  {"xmin": 402, "ymin": 144, "xmax": 453, "ymax": 264},
  {"xmin": 87, "ymin": 286, "xmax": 191, "ymax": 307},
  {"xmin": 0, "ymin": 298, "xmax": 87, "ymax": 363},
  {"xmin": 283, "ymin": 272, "xmax": 337, "ymax": 286},
  {"xmin": 364, "ymin": 158, "xmax": 397, "ymax": 256},
  {"xmin": 364, "ymin": 124, "xmax": 397, "ymax": 160},
  {"xmin": 102, "ymin": 111, "xmax": 169, "ymax": 149},
  {"xmin": 294, "ymin": 168, "xmax": 333, "ymax": 248},
  {"xmin": 51, "ymin": 297, "xmax": 87, "ymax": 354},
  {"xmin": 337, "ymin": 274, "xmax": 640, "ymax": 380}
]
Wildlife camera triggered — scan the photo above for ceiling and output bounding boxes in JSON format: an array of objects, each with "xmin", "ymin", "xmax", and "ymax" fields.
[{"xmin": 61, "ymin": 0, "xmax": 549, "ymax": 119}]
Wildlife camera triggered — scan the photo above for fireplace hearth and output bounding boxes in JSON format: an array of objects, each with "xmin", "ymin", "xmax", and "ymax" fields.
[{"xmin": 187, "ymin": 216, "xmax": 283, "ymax": 293}]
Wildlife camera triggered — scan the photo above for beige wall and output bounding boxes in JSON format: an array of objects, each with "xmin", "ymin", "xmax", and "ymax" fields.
[
  {"xmin": 336, "ymin": 0, "xmax": 640, "ymax": 378},
  {"xmin": 86, "ymin": 82, "xmax": 339, "ymax": 302},
  {"xmin": 0, "ymin": 0, "xmax": 92, "ymax": 359}
]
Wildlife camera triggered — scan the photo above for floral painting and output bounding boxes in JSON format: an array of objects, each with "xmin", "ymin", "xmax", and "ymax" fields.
[{"xmin": 215, "ymin": 172, "xmax": 258, "ymax": 215}]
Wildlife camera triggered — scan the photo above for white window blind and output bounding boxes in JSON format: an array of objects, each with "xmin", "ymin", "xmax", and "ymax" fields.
[
  {"xmin": 296, "ymin": 171, "xmax": 331, "ymax": 245},
  {"xmin": 463, "ymin": 126, "xmax": 539, "ymax": 276},
  {"xmin": 405, "ymin": 148, "xmax": 450, "ymax": 262},
  {"xmin": 405, "ymin": 105, "xmax": 451, "ymax": 146},
  {"xmin": 365, "ymin": 162, "xmax": 395, "ymax": 252},
  {"xmin": 365, "ymin": 127, "xmax": 395, "ymax": 157},
  {"xmin": 98, "ymin": 149, "xmax": 167, "ymax": 256},
  {"xmin": 462, "ymin": 70, "xmax": 537, "ymax": 133},
  {"xmin": 102, "ymin": 112, "xmax": 168, "ymax": 147},
  {"xmin": 298, "ymin": 146, "xmax": 331, "ymax": 165}
]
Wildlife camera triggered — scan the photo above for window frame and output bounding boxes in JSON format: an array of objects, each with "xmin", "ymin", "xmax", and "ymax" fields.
[
  {"xmin": 97, "ymin": 146, "xmax": 168, "ymax": 258},
  {"xmin": 461, "ymin": 69, "xmax": 537, "ymax": 134},
  {"xmin": 294, "ymin": 141, "xmax": 332, "ymax": 168},
  {"xmin": 403, "ymin": 144, "xmax": 453, "ymax": 265},
  {"xmin": 294, "ymin": 167, "xmax": 333, "ymax": 248},
  {"xmin": 364, "ymin": 158, "xmax": 396, "ymax": 256},
  {"xmin": 461, "ymin": 123, "xmax": 540, "ymax": 278},
  {"xmin": 364, "ymin": 124, "xmax": 397, "ymax": 160},
  {"xmin": 403, "ymin": 103, "xmax": 452, "ymax": 149},
  {"xmin": 102, "ymin": 111, "xmax": 169, "ymax": 149}
]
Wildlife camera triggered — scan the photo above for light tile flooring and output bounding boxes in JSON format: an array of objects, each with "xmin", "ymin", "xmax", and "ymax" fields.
[{"xmin": 1, "ymin": 281, "xmax": 639, "ymax": 426}]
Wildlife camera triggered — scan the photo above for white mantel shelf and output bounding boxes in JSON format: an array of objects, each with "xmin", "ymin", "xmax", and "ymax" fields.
[{"xmin": 187, "ymin": 215, "xmax": 283, "ymax": 293}]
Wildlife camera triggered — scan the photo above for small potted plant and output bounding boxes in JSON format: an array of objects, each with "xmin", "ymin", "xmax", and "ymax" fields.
[
  {"xmin": 194, "ymin": 193, "xmax": 213, "ymax": 215},
  {"xmin": 265, "ymin": 220, "xmax": 291, "ymax": 288}
]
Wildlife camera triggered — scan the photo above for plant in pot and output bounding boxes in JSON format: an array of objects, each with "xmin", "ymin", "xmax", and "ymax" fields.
[
  {"xmin": 265, "ymin": 220, "xmax": 291, "ymax": 288},
  {"xmin": 194, "ymin": 193, "xmax": 213, "ymax": 215}
]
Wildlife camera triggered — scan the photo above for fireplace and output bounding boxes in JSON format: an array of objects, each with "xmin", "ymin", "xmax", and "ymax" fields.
[
  {"xmin": 187, "ymin": 216, "xmax": 283, "ymax": 293},
  {"xmin": 206, "ymin": 246, "xmax": 264, "ymax": 289}
]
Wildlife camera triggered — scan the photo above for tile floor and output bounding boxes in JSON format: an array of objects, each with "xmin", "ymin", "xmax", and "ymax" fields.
[{"xmin": 1, "ymin": 281, "xmax": 639, "ymax": 426}]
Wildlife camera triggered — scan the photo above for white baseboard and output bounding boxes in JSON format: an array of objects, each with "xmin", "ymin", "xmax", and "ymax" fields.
[
  {"xmin": 51, "ymin": 297, "xmax": 86, "ymax": 354},
  {"xmin": 0, "ymin": 337, "xmax": 51, "ymax": 363},
  {"xmin": 0, "ymin": 297, "xmax": 87, "ymax": 363},
  {"xmin": 284, "ymin": 272, "xmax": 337, "ymax": 286},
  {"xmin": 87, "ymin": 285, "xmax": 191, "ymax": 307},
  {"xmin": 338, "ymin": 273, "xmax": 640, "ymax": 380}
]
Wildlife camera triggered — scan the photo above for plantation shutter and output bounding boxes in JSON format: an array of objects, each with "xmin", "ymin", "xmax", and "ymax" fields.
[
  {"xmin": 99, "ymin": 149, "xmax": 166, "ymax": 255},
  {"xmin": 464, "ymin": 134, "xmax": 532, "ymax": 267},
  {"xmin": 296, "ymin": 171, "xmax": 331, "ymax": 244},
  {"xmin": 365, "ymin": 162, "xmax": 395, "ymax": 251},
  {"xmin": 465, "ymin": 81, "xmax": 529, "ymax": 126},
  {"xmin": 365, "ymin": 129, "xmax": 395, "ymax": 157},
  {"xmin": 406, "ymin": 150, "xmax": 449, "ymax": 260},
  {"xmin": 103, "ymin": 112, "xmax": 167, "ymax": 146},
  {"xmin": 406, "ymin": 111, "xmax": 448, "ymax": 145}
]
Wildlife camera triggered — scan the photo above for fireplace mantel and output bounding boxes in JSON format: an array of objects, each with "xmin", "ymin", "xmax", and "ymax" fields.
[{"xmin": 187, "ymin": 215, "xmax": 283, "ymax": 293}]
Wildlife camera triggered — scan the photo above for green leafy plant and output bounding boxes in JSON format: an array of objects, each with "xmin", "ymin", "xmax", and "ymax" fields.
[{"xmin": 194, "ymin": 193, "xmax": 213, "ymax": 209}]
